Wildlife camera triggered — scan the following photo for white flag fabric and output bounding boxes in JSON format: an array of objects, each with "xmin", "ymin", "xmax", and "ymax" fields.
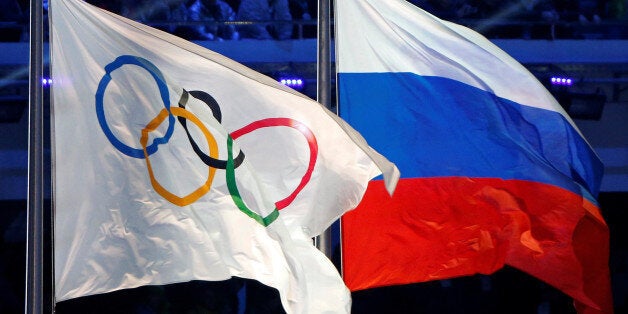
[{"xmin": 50, "ymin": 0, "xmax": 398, "ymax": 312}]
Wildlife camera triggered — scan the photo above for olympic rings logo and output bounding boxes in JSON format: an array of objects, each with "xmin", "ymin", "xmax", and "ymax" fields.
[{"xmin": 95, "ymin": 55, "xmax": 318, "ymax": 226}]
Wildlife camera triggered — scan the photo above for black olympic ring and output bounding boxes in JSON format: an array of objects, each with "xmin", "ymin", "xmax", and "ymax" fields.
[{"xmin": 177, "ymin": 89, "xmax": 245, "ymax": 169}]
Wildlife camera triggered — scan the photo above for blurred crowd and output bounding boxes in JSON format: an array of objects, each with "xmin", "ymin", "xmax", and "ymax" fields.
[
  {"xmin": 0, "ymin": 0, "xmax": 627, "ymax": 40},
  {"xmin": 77, "ymin": 0, "xmax": 315, "ymax": 40},
  {"xmin": 412, "ymin": 0, "xmax": 628, "ymax": 38},
  {"xmin": 0, "ymin": 0, "xmax": 315, "ymax": 41},
  {"xmin": 412, "ymin": 0, "xmax": 627, "ymax": 24}
]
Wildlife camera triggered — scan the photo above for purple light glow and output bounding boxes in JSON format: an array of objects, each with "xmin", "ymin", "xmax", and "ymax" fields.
[
  {"xmin": 550, "ymin": 76, "xmax": 573, "ymax": 86},
  {"xmin": 279, "ymin": 77, "xmax": 304, "ymax": 89}
]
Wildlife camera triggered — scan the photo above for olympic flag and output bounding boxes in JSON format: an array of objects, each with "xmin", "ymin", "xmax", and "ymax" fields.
[
  {"xmin": 50, "ymin": 0, "xmax": 398, "ymax": 312},
  {"xmin": 336, "ymin": 0, "xmax": 612, "ymax": 313}
]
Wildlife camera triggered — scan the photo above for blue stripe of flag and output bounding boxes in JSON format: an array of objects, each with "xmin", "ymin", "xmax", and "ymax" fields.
[{"xmin": 338, "ymin": 72, "xmax": 603, "ymax": 200}]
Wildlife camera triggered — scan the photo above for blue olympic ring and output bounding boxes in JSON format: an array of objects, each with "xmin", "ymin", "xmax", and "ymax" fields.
[{"xmin": 95, "ymin": 55, "xmax": 174, "ymax": 158}]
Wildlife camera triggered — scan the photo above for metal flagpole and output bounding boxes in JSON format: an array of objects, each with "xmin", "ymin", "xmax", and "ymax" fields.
[
  {"xmin": 26, "ymin": 0, "xmax": 44, "ymax": 312},
  {"xmin": 315, "ymin": 0, "xmax": 333, "ymax": 259}
]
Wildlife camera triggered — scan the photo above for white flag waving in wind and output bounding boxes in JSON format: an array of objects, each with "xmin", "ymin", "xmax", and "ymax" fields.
[{"xmin": 50, "ymin": 0, "xmax": 398, "ymax": 312}]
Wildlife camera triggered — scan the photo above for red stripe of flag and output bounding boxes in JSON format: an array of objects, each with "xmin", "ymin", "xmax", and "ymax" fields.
[{"xmin": 342, "ymin": 178, "xmax": 612, "ymax": 313}]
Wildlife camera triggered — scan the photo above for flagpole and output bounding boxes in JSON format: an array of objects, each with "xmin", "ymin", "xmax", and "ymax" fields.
[
  {"xmin": 26, "ymin": 0, "xmax": 45, "ymax": 312},
  {"xmin": 315, "ymin": 0, "xmax": 333, "ymax": 259}
]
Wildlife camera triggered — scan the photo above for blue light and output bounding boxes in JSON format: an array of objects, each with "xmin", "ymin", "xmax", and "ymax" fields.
[
  {"xmin": 278, "ymin": 76, "xmax": 305, "ymax": 90},
  {"xmin": 550, "ymin": 76, "xmax": 573, "ymax": 86}
]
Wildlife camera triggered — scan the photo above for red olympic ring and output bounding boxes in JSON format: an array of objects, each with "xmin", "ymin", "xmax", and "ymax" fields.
[{"xmin": 230, "ymin": 118, "xmax": 318, "ymax": 210}]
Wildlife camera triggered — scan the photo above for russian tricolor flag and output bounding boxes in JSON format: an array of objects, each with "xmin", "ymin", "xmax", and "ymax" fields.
[{"xmin": 335, "ymin": 1, "xmax": 612, "ymax": 313}]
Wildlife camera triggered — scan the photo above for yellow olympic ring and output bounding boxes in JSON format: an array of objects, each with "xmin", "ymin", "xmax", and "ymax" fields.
[{"xmin": 140, "ymin": 107, "xmax": 219, "ymax": 206}]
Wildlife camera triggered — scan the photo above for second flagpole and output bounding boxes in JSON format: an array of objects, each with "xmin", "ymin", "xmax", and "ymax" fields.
[
  {"xmin": 26, "ymin": 0, "xmax": 45, "ymax": 312},
  {"xmin": 315, "ymin": 0, "xmax": 333, "ymax": 259}
]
